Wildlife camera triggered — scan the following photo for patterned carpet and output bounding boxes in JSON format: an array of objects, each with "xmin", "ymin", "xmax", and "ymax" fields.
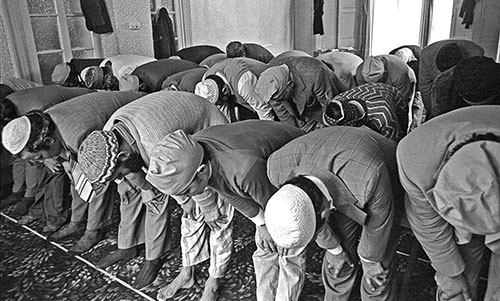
[{"xmin": 0, "ymin": 190, "xmax": 488, "ymax": 301}]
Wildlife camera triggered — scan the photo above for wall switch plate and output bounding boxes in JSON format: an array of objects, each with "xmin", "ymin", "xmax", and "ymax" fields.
[{"xmin": 129, "ymin": 22, "xmax": 141, "ymax": 30}]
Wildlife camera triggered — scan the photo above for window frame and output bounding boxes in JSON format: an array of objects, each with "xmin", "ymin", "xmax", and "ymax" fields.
[{"xmin": 4, "ymin": 0, "xmax": 102, "ymax": 84}]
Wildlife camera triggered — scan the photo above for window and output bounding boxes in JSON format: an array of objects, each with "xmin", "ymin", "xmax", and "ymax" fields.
[
  {"xmin": 5, "ymin": 0, "xmax": 102, "ymax": 84},
  {"xmin": 370, "ymin": 0, "xmax": 454, "ymax": 55},
  {"xmin": 371, "ymin": 0, "xmax": 424, "ymax": 55}
]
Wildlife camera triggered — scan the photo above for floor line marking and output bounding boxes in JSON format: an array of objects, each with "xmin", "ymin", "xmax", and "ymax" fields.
[{"xmin": 0, "ymin": 212, "xmax": 155, "ymax": 301}]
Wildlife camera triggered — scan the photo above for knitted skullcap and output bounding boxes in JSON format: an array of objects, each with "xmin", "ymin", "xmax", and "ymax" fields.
[
  {"xmin": 146, "ymin": 130, "xmax": 204, "ymax": 196},
  {"xmin": 51, "ymin": 62, "xmax": 71, "ymax": 85},
  {"xmin": 433, "ymin": 141, "xmax": 500, "ymax": 234},
  {"xmin": 78, "ymin": 130, "xmax": 120, "ymax": 184},
  {"xmin": 361, "ymin": 56, "xmax": 385, "ymax": 83},
  {"xmin": 323, "ymin": 99, "xmax": 366, "ymax": 127},
  {"xmin": 453, "ymin": 56, "xmax": 500, "ymax": 104},
  {"xmin": 2, "ymin": 116, "xmax": 31, "ymax": 155},
  {"xmin": 194, "ymin": 79, "xmax": 219, "ymax": 104},
  {"xmin": 436, "ymin": 43, "xmax": 463, "ymax": 72},
  {"xmin": 81, "ymin": 66, "xmax": 104, "ymax": 89},
  {"xmin": 265, "ymin": 184, "xmax": 316, "ymax": 249}
]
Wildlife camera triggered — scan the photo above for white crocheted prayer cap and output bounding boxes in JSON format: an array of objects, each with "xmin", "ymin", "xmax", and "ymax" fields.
[
  {"xmin": 2, "ymin": 116, "xmax": 31, "ymax": 155},
  {"xmin": 265, "ymin": 184, "xmax": 316, "ymax": 248},
  {"xmin": 194, "ymin": 79, "xmax": 219, "ymax": 104}
]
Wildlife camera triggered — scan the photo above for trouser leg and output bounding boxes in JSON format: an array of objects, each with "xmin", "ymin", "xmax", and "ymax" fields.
[
  {"xmin": 485, "ymin": 251, "xmax": 500, "ymax": 301},
  {"xmin": 458, "ymin": 235, "xmax": 487, "ymax": 301},
  {"xmin": 117, "ymin": 180, "xmax": 146, "ymax": 249},
  {"xmin": 208, "ymin": 197, "xmax": 233, "ymax": 278},
  {"xmin": 12, "ymin": 157, "xmax": 26, "ymax": 193},
  {"xmin": 324, "ymin": 211, "xmax": 360, "ymax": 301},
  {"xmin": 275, "ymin": 246, "xmax": 307, "ymax": 301},
  {"xmin": 24, "ymin": 160, "xmax": 39, "ymax": 198},
  {"xmin": 43, "ymin": 167, "xmax": 71, "ymax": 227},
  {"xmin": 86, "ymin": 182, "xmax": 115, "ymax": 231},
  {"xmin": 253, "ymin": 237, "xmax": 307, "ymax": 301},
  {"xmin": 69, "ymin": 185, "xmax": 89, "ymax": 223},
  {"xmin": 144, "ymin": 193, "xmax": 170, "ymax": 260},
  {"xmin": 253, "ymin": 246, "xmax": 279, "ymax": 301}
]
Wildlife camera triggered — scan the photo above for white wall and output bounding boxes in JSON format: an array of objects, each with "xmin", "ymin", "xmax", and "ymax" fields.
[{"xmin": 188, "ymin": 0, "xmax": 293, "ymax": 55}]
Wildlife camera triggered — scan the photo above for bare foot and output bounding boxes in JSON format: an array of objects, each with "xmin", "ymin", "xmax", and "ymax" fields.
[
  {"xmin": 157, "ymin": 267, "xmax": 195, "ymax": 301},
  {"xmin": 200, "ymin": 276, "xmax": 220, "ymax": 301}
]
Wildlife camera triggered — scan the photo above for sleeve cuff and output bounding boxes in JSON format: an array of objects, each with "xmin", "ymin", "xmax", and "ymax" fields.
[
  {"xmin": 172, "ymin": 195, "xmax": 190, "ymax": 205},
  {"xmin": 327, "ymin": 246, "xmax": 343, "ymax": 255},
  {"xmin": 249, "ymin": 208, "xmax": 266, "ymax": 226},
  {"xmin": 359, "ymin": 254, "xmax": 377, "ymax": 264}
]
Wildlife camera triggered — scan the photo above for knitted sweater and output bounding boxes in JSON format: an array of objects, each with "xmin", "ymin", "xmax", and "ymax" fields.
[
  {"xmin": 104, "ymin": 90, "xmax": 228, "ymax": 166},
  {"xmin": 0, "ymin": 76, "xmax": 41, "ymax": 91},
  {"xmin": 7, "ymin": 86, "xmax": 94, "ymax": 116},
  {"xmin": 47, "ymin": 91, "xmax": 146, "ymax": 156}
]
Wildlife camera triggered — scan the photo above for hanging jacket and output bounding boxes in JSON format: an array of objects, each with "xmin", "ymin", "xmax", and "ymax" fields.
[{"xmin": 152, "ymin": 7, "xmax": 177, "ymax": 59}]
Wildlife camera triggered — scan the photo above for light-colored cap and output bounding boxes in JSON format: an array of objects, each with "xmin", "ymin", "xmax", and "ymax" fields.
[
  {"xmin": 51, "ymin": 62, "xmax": 71, "ymax": 85},
  {"xmin": 146, "ymin": 130, "xmax": 204, "ymax": 196},
  {"xmin": 194, "ymin": 79, "xmax": 219, "ymax": 104},
  {"xmin": 119, "ymin": 74, "xmax": 140, "ymax": 92},
  {"xmin": 265, "ymin": 184, "xmax": 316, "ymax": 248},
  {"xmin": 2, "ymin": 116, "xmax": 31, "ymax": 155},
  {"xmin": 361, "ymin": 56, "xmax": 385, "ymax": 83},
  {"xmin": 393, "ymin": 48, "xmax": 416, "ymax": 63},
  {"xmin": 433, "ymin": 141, "xmax": 500, "ymax": 235},
  {"xmin": 80, "ymin": 66, "xmax": 104, "ymax": 89}
]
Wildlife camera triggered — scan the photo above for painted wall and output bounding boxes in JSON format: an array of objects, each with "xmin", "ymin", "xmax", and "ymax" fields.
[
  {"xmin": 188, "ymin": 0, "xmax": 294, "ymax": 56},
  {"xmin": 0, "ymin": 1, "xmax": 15, "ymax": 77},
  {"xmin": 102, "ymin": 0, "xmax": 154, "ymax": 57}
]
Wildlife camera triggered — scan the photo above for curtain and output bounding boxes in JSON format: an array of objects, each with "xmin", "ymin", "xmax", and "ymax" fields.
[{"xmin": 356, "ymin": 0, "xmax": 373, "ymax": 59}]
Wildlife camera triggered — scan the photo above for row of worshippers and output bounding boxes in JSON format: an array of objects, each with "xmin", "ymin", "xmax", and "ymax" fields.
[{"xmin": 1, "ymin": 37, "xmax": 499, "ymax": 301}]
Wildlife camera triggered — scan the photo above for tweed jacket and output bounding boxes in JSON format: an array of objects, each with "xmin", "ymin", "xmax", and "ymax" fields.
[
  {"xmin": 267, "ymin": 126, "xmax": 399, "ymax": 262},
  {"xmin": 397, "ymin": 106, "xmax": 500, "ymax": 276},
  {"xmin": 193, "ymin": 120, "xmax": 305, "ymax": 219}
]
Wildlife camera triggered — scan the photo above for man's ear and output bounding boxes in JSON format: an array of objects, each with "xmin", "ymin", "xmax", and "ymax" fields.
[
  {"xmin": 44, "ymin": 136, "xmax": 56, "ymax": 145},
  {"xmin": 198, "ymin": 163, "xmax": 210, "ymax": 176},
  {"xmin": 117, "ymin": 151, "xmax": 131, "ymax": 162}
]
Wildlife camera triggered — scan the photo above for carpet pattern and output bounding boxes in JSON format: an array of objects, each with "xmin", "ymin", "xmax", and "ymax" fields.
[{"xmin": 0, "ymin": 197, "xmax": 488, "ymax": 301}]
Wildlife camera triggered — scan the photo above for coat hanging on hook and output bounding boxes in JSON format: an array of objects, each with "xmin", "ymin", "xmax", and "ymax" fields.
[
  {"xmin": 152, "ymin": 7, "xmax": 177, "ymax": 59},
  {"xmin": 80, "ymin": 0, "xmax": 113, "ymax": 34}
]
